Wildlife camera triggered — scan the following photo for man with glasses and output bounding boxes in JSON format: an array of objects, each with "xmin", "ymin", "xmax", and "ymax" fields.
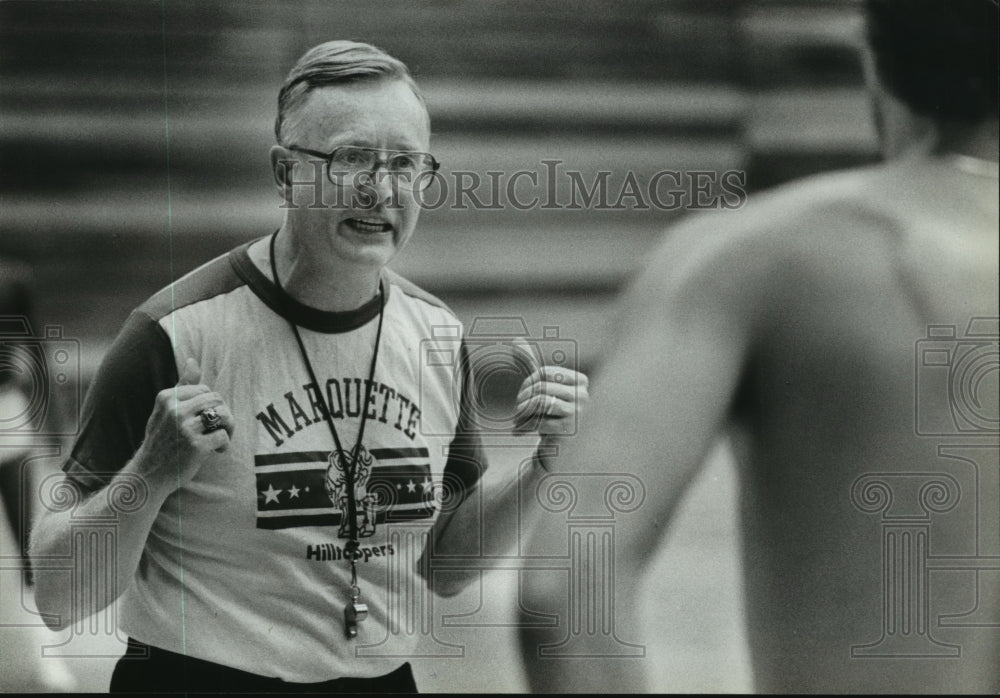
[
  {"xmin": 283, "ymin": 143, "xmax": 440, "ymax": 201},
  {"xmin": 30, "ymin": 40, "xmax": 587, "ymax": 692}
]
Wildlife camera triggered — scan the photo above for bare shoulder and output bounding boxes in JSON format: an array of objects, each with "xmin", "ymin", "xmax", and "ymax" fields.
[{"xmin": 632, "ymin": 163, "xmax": 909, "ymax": 315}]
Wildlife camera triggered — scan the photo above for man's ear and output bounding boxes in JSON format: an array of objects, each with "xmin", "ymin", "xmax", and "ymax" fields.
[{"xmin": 269, "ymin": 145, "xmax": 293, "ymax": 196}]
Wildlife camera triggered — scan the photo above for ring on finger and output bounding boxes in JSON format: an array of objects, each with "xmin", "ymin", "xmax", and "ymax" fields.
[
  {"xmin": 546, "ymin": 394, "xmax": 561, "ymax": 414},
  {"xmin": 199, "ymin": 407, "xmax": 223, "ymax": 433}
]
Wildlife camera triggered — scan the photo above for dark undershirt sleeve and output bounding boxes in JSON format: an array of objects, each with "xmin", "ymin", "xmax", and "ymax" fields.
[
  {"xmin": 63, "ymin": 311, "xmax": 178, "ymax": 491},
  {"xmin": 440, "ymin": 340, "xmax": 489, "ymax": 502}
]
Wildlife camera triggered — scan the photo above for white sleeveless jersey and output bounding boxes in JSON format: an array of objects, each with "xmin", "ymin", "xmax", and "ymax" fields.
[{"xmin": 64, "ymin": 238, "xmax": 485, "ymax": 681}]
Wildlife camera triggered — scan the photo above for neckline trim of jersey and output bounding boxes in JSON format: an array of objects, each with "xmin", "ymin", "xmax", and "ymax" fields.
[{"xmin": 228, "ymin": 238, "xmax": 391, "ymax": 334}]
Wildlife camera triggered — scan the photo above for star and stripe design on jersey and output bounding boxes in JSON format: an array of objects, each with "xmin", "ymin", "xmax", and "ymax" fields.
[{"xmin": 255, "ymin": 446, "xmax": 437, "ymax": 532}]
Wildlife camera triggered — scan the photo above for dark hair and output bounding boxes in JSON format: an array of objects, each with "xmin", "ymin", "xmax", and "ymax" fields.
[
  {"xmin": 275, "ymin": 40, "xmax": 426, "ymax": 143},
  {"xmin": 866, "ymin": 0, "xmax": 998, "ymax": 122}
]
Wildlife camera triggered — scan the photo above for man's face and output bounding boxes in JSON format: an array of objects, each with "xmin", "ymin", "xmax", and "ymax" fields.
[{"xmin": 279, "ymin": 79, "xmax": 431, "ymax": 271}]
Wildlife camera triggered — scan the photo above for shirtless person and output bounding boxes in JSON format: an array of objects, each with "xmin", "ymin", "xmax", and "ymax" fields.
[{"xmin": 519, "ymin": 0, "xmax": 998, "ymax": 692}]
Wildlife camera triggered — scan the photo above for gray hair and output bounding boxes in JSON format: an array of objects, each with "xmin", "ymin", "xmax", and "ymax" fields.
[{"xmin": 275, "ymin": 40, "xmax": 427, "ymax": 143}]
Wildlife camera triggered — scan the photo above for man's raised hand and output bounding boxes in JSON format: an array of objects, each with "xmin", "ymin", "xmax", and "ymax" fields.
[{"xmin": 134, "ymin": 358, "xmax": 235, "ymax": 492}]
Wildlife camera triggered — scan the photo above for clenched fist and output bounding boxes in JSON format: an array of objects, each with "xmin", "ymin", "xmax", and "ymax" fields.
[
  {"xmin": 133, "ymin": 358, "xmax": 235, "ymax": 493},
  {"xmin": 510, "ymin": 339, "xmax": 589, "ymax": 471}
]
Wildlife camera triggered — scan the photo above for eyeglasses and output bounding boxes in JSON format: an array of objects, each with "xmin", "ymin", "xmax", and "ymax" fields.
[{"xmin": 283, "ymin": 144, "xmax": 440, "ymax": 192}]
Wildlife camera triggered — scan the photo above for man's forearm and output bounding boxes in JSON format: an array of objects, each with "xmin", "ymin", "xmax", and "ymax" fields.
[
  {"xmin": 479, "ymin": 453, "xmax": 550, "ymax": 557},
  {"xmin": 424, "ymin": 453, "xmax": 549, "ymax": 597},
  {"xmin": 30, "ymin": 453, "xmax": 170, "ymax": 630}
]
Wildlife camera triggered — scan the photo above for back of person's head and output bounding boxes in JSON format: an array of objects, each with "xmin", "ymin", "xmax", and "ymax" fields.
[
  {"xmin": 866, "ymin": 0, "xmax": 998, "ymax": 123},
  {"xmin": 274, "ymin": 40, "xmax": 426, "ymax": 143}
]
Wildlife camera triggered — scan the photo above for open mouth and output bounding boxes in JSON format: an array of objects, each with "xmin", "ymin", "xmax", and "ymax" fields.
[{"xmin": 345, "ymin": 218, "xmax": 393, "ymax": 234}]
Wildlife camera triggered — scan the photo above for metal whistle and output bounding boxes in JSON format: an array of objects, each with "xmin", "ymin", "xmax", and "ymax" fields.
[{"xmin": 344, "ymin": 596, "xmax": 368, "ymax": 639}]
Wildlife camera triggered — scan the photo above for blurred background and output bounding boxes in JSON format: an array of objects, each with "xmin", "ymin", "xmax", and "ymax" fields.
[{"xmin": 1, "ymin": 0, "xmax": 876, "ymax": 692}]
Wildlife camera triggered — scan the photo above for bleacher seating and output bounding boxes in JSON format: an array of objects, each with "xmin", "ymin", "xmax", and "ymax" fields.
[{"xmin": 1, "ymin": 0, "xmax": 874, "ymax": 384}]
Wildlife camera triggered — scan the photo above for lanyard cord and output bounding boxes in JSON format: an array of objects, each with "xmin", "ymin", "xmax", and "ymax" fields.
[{"xmin": 268, "ymin": 231, "xmax": 385, "ymax": 591}]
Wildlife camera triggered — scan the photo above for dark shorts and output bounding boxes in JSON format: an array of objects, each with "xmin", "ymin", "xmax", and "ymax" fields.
[{"xmin": 110, "ymin": 637, "xmax": 417, "ymax": 693}]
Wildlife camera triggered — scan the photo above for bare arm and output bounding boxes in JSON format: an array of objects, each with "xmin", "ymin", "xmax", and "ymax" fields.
[
  {"xmin": 419, "ymin": 453, "xmax": 545, "ymax": 595},
  {"xmin": 518, "ymin": 223, "xmax": 760, "ymax": 692},
  {"xmin": 30, "ymin": 360, "xmax": 234, "ymax": 630},
  {"xmin": 421, "ymin": 347, "xmax": 589, "ymax": 595},
  {"xmin": 0, "ymin": 476, "xmax": 76, "ymax": 691},
  {"xmin": 30, "ymin": 455, "xmax": 174, "ymax": 630}
]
